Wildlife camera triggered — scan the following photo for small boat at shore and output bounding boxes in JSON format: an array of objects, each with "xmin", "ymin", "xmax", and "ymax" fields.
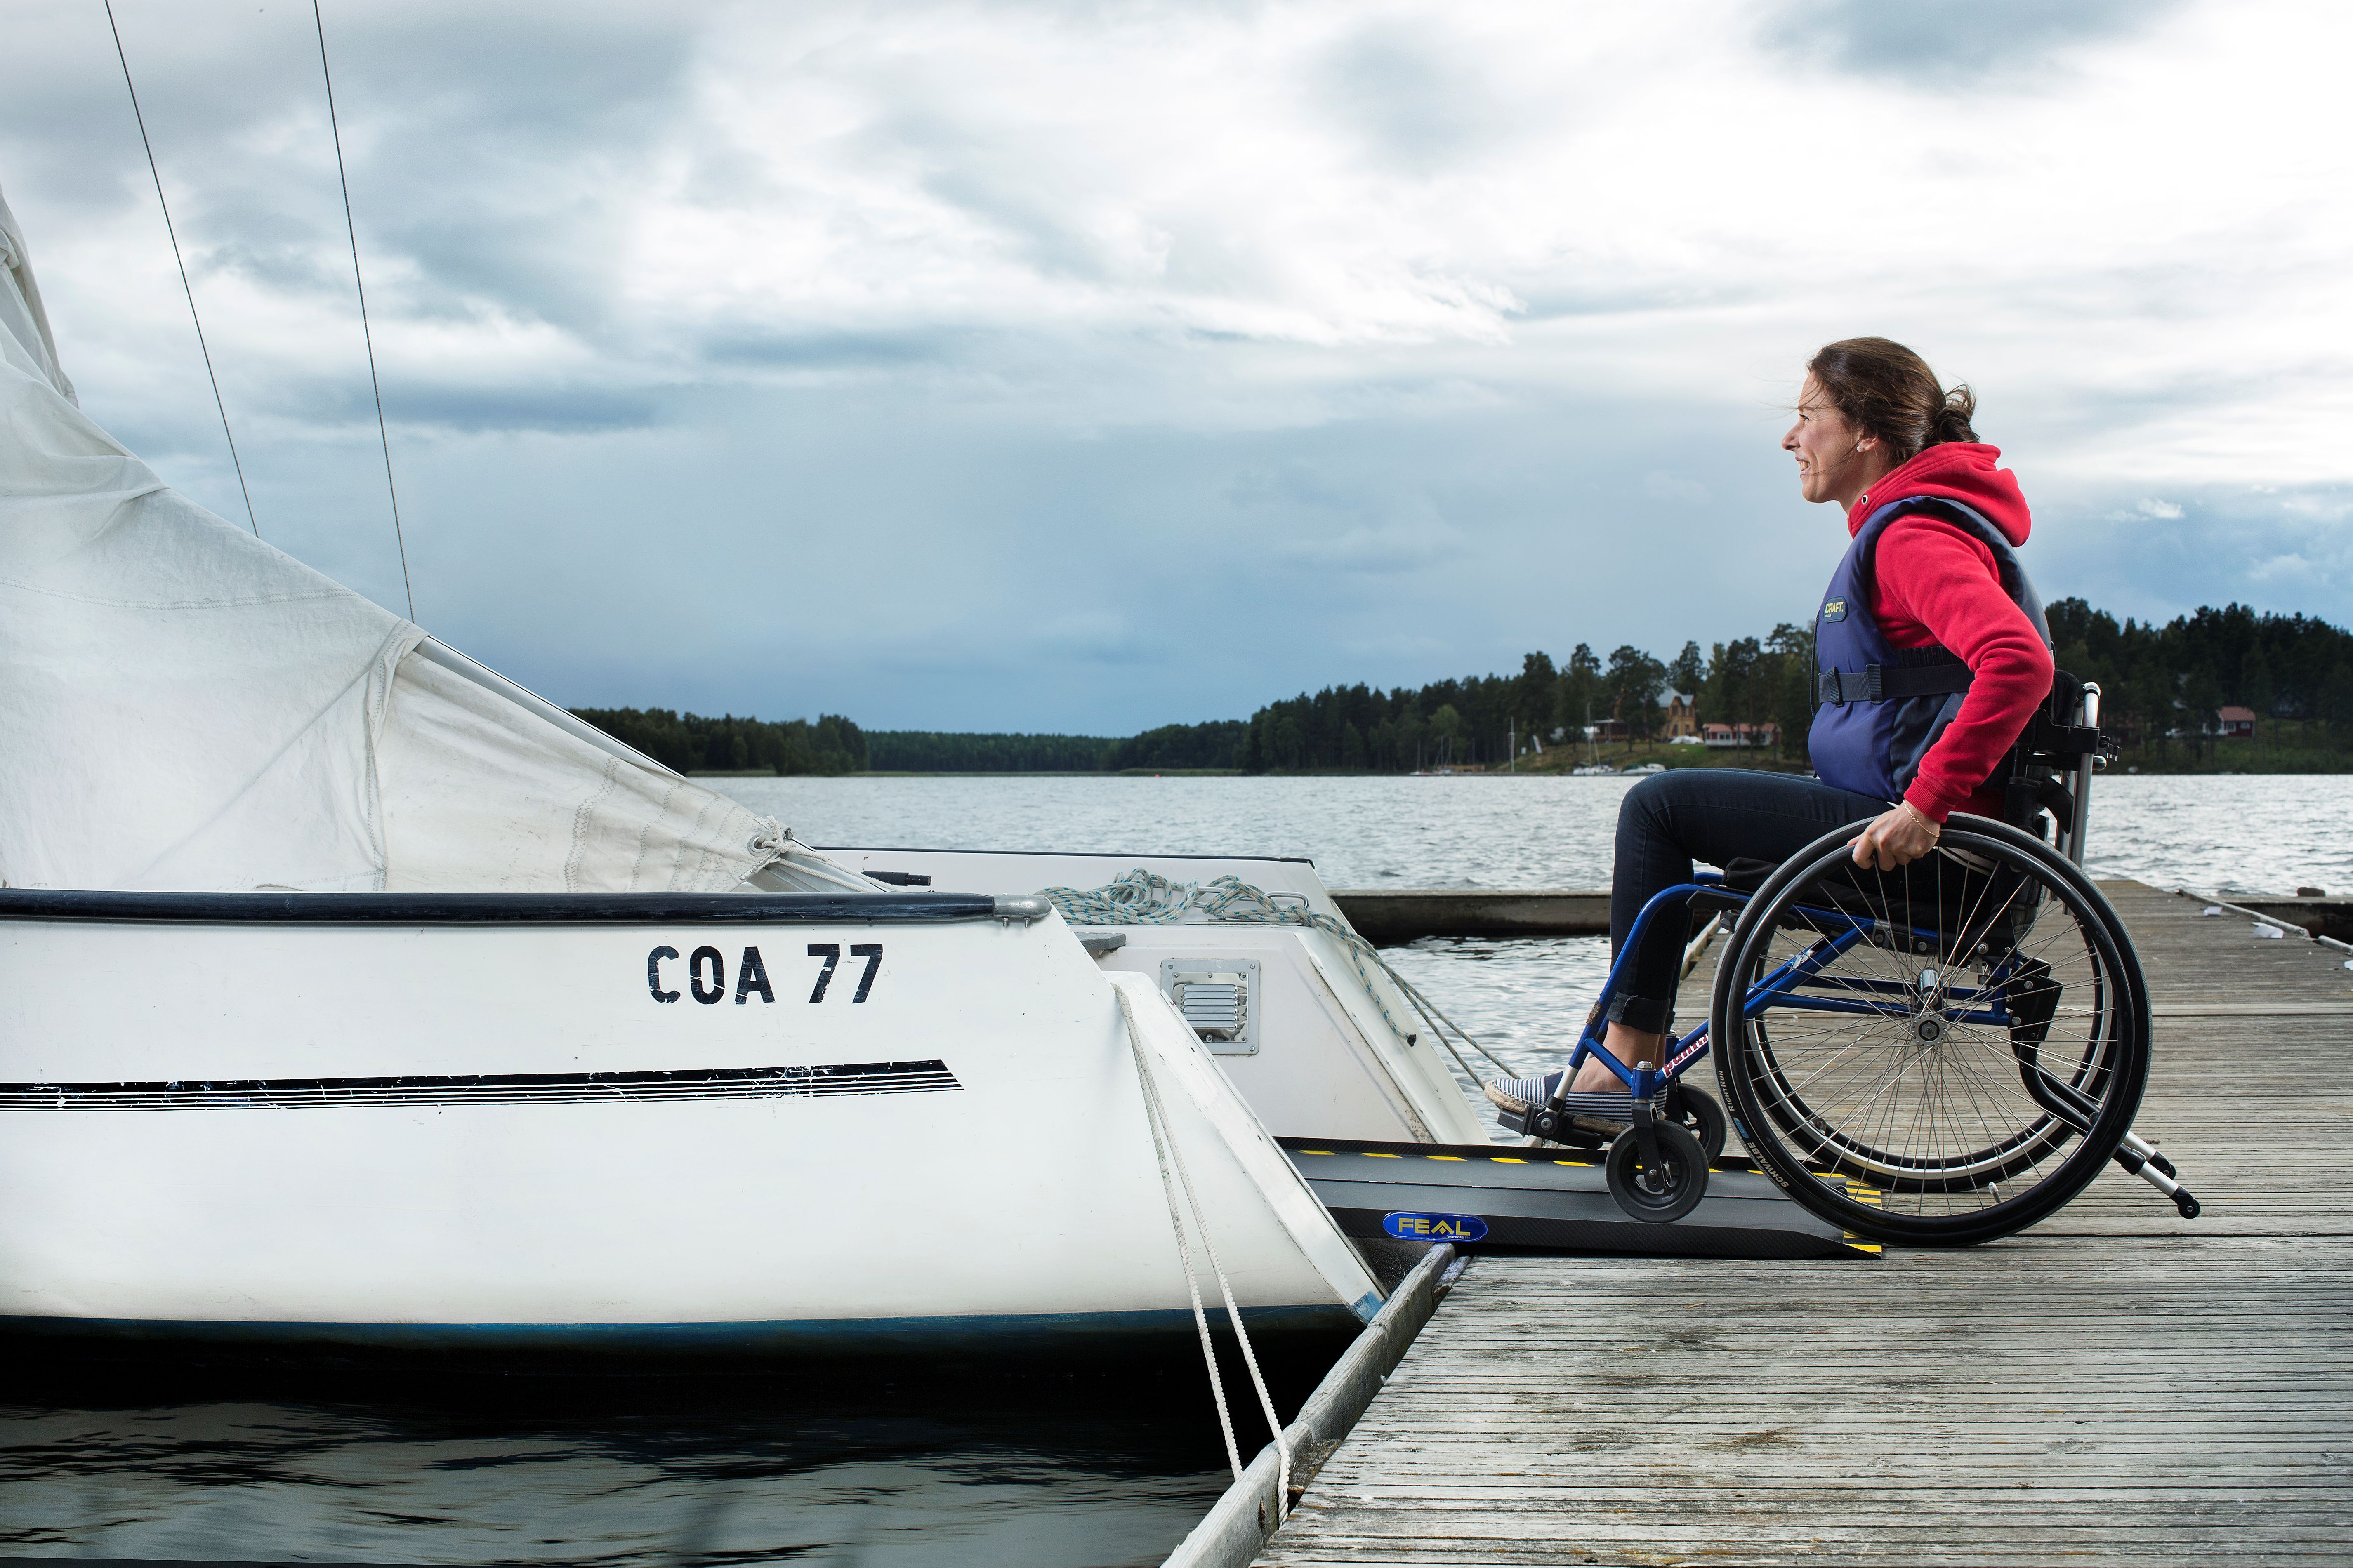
[{"xmin": 0, "ymin": 192, "xmax": 1473, "ymax": 1357}]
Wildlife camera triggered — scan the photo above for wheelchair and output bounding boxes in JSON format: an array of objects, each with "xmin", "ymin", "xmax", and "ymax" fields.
[{"xmin": 1498, "ymin": 676, "xmax": 2199, "ymax": 1247}]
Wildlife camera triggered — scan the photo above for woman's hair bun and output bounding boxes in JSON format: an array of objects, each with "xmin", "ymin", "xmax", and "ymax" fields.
[{"xmin": 1930, "ymin": 383, "xmax": 1978, "ymax": 446}]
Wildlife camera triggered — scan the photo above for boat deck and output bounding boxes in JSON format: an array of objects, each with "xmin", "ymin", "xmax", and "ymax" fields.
[{"xmin": 1255, "ymin": 881, "xmax": 2353, "ymax": 1566}]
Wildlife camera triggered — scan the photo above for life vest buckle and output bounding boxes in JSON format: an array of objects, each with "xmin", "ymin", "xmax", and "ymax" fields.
[{"xmin": 1814, "ymin": 666, "xmax": 1884, "ymax": 708}]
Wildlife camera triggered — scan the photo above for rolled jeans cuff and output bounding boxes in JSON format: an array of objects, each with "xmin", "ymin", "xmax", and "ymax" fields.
[{"xmin": 1605, "ymin": 993, "xmax": 1675, "ymax": 1036}]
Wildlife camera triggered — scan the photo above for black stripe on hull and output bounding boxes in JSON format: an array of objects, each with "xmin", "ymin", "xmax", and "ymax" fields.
[
  {"xmin": 0, "ymin": 1060, "xmax": 960, "ymax": 1111},
  {"xmin": 0, "ymin": 889, "xmax": 997, "ymax": 925}
]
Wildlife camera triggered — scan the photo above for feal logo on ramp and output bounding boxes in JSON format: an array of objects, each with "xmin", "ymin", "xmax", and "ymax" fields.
[{"xmin": 1382, "ymin": 1212, "xmax": 1488, "ymax": 1242}]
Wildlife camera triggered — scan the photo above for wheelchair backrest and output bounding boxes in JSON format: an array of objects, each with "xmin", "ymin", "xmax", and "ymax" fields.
[{"xmin": 2002, "ymin": 671, "xmax": 2108, "ymax": 867}]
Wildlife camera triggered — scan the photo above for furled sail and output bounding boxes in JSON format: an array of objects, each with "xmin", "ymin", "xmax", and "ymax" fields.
[{"xmin": 0, "ymin": 187, "xmax": 811, "ymax": 895}]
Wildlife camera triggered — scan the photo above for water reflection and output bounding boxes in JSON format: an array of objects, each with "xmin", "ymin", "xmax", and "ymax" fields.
[{"xmin": 0, "ymin": 1364, "xmax": 1242, "ymax": 1567}]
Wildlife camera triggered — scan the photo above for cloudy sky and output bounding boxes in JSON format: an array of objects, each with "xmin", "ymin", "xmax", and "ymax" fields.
[{"xmin": 6, "ymin": 0, "xmax": 2348, "ymax": 732}]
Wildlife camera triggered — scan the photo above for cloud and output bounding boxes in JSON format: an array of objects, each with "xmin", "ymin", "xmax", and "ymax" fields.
[
  {"xmin": 2246, "ymin": 553, "xmax": 2312, "ymax": 583},
  {"xmin": 2033, "ymin": 479, "xmax": 2352, "ymax": 631},
  {"xmin": 2, "ymin": 0, "xmax": 2347, "ymax": 734},
  {"xmin": 703, "ymin": 327, "xmax": 964, "ymax": 372},
  {"xmin": 380, "ymin": 384, "xmax": 658, "ymax": 435},
  {"xmin": 1762, "ymin": 0, "xmax": 2189, "ymax": 85},
  {"xmin": 1273, "ymin": 517, "xmax": 1462, "ymax": 573},
  {"xmin": 1314, "ymin": 22, "xmax": 1507, "ymax": 174},
  {"xmin": 1028, "ymin": 610, "xmax": 1159, "ymax": 667}
]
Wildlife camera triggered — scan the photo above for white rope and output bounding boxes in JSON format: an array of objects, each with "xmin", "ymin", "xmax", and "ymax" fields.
[
  {"xmin": 1114, "ymin": 983, "xmax": 1292, "ymax": 1516},
  {"xmin": 743, "ymin": 822, "xmax": 899, "ymax": 895},
  {"xmin": 1048, "ymin": 870, "xmax": 1520, "ymax": 1081}
]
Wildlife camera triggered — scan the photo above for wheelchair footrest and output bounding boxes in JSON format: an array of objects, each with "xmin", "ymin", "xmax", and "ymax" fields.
[{"xmin": 1496, "ymin": 1090, "xmax": 1662, "ymax": 1145}]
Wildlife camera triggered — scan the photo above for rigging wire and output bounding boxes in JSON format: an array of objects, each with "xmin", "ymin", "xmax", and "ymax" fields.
[
  {"xmin": 103, "ymin": 0, "xmax": 260, "ymax": 538},
  {"xmin": 312, "ymin": 0, "xmax": 416, "ymax": 623}
]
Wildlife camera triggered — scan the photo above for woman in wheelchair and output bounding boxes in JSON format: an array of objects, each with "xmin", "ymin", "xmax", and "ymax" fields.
[{"xmin": 1483, "ymin": 338, "xmax": 2180, "ymax": 1242}]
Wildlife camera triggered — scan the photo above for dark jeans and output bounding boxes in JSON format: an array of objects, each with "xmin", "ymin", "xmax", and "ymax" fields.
[{"xmin": 1606, "ymin": 769, "xmax": 1891, "ymax": 1034}]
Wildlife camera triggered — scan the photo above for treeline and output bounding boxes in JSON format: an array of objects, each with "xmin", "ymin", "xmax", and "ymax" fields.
[
  {"xmin": 573, "ymin": 600, "xmax": 2353, "ymax": 778},
  {"xmin": 865, "ymin": 732, "xmax": 1115, "ymax": 772},
  {"xmin": 2047, "ymin": 600, "xmax": 2353, "ymax": 751},
  {"xmin": 1209, "ymin": 601, "xmax": 2353, "ymax": 775},
  {"xmin": 1218, "ymin": 626, "xmax": 1815, "ymax": 774},
  {"xmin": 861, "ymin": 723, "xmax": 1251, "ymax": 772},
  {"xmin": 566, "ymin": 711, "xmax": 1235, "ymax": 775},
  {"xmin": 569, "ymin": 708, "xmax": 868, "ymax": 775},
  {"xmin": 1105, "ymin": 720, "xmax": 1250, "ymax": 772}
]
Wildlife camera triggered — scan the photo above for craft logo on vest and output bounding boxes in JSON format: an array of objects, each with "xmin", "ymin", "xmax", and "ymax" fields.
[{"xmin": 1822, "ymin": 597, "xmax": 1848, "ymax": 622}]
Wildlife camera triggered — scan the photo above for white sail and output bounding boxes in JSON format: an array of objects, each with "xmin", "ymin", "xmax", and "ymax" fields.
[{"xmin": 0, "ymin": 186, "xmax": 778, "ymax": 895}]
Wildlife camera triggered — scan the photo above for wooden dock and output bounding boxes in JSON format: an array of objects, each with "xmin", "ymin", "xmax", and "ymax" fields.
[
  {"xmin": 1327, "ymin": 885, "xmax": 2348, "ymax": 944},
  {"xmin": 1256, "ymin": 882, "xmax": 2353, "ymax": 1566},
  {"xmin": 1331, "ymin": 890, "xmax": 1610, "ymax": 942}
]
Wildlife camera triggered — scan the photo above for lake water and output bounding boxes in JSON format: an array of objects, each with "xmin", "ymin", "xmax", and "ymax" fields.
[
  {"xmin": 8, "ymin": 772, "xmax": 2339, "ymax": 1564},
  {"xmin": 731, "ymin": 769, "xmax": 2351, "ymax": 1137},
  {"xmin": 726, "ymin": 771, "xmax": 2353, "ymax": 899},
  {"xmin": 0, "ymin": 1371, "xmax": 1240, "ymax": 1567}
]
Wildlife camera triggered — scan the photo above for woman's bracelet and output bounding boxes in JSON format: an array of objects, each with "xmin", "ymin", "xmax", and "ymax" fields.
[{"xmin": 1902, "ymin": 800, "xmax": 1941, "ymax": 841}]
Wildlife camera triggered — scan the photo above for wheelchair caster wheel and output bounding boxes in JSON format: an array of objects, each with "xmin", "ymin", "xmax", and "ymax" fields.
[{"xmin": 1605, "ymin": 1119, "xmax": 1708, "ymax": 1223}]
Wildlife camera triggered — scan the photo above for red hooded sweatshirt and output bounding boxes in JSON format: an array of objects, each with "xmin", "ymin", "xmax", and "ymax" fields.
[{"xmin": 1847, "ymin": 442, "xmax": 2053, "ymax": 823}]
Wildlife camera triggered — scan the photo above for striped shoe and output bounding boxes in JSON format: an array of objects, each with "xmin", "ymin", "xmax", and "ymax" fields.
[
  {"xmin": 1482, "ymin": 1070, "xmax": 1663, "ymax": 1118},
  {"xmin": 1482, "ymin": 1070, "xmax": 1565, "ymax": 1116}
]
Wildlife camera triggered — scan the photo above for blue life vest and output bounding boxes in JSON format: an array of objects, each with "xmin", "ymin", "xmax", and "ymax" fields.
[{"xmin": 1808, "ymin": 496, "xmax": 2049, "ymax": 802}]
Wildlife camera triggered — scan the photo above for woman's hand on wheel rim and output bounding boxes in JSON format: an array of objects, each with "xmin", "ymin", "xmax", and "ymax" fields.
[{"xmin": 1851, "ymin": 800, "xmax": 1940, "ymax": 870}]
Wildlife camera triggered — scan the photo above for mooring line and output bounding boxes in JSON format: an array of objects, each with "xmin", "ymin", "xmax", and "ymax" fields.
[
  {"xmin": 1115, "ymin": 982, "xmax": 1292, "ymax": 1515},
  {"xmin": 104, "ymin": 0, "xmax": 259, "ymax": 538},
  {"xmin": 313, "ymin": 0, "xmax": 415, "ymax": 623}
]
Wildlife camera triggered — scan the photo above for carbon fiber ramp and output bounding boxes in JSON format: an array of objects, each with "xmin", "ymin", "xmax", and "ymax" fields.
[{"xmin": 1280, "ymin": 1137, "xmax": 1879, "ymax": 1260}]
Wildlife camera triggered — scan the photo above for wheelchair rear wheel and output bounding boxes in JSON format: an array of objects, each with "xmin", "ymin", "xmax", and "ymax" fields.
[{"xmin": 1711, "ymin": 814, "xmax": 2149, "ymax": 1247}]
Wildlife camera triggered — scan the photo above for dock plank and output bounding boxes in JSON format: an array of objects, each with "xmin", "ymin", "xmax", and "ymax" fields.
[{"xmin": 1257, "ymin": 882, "xmax": 2353, "ymax": 1566}]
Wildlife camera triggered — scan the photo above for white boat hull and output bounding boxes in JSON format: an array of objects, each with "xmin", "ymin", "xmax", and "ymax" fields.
[{"xmin": 0, "ymin": 892, "xmax": 1380, "ymax": 1349}]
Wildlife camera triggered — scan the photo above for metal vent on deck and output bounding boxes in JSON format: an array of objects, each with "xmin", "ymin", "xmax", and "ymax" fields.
[{"xmin": 1158, "ymin": 958, "xmax": 1260, "ymax": 1056}]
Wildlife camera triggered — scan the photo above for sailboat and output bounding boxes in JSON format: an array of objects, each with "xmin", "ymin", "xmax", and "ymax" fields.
[{"xmin": 0, "ymin": 190, "xmax": 1480, "ymax": 1354}]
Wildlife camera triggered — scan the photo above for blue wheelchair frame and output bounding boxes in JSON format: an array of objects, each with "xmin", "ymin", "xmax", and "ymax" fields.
[{"xmin": 1553, "ymin": 873, "xmax": 2025, "ymax": 1107}]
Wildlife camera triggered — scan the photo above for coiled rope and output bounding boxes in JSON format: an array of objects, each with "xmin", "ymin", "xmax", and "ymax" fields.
[
  {"xmin": 1113, "ymin": 983, "xmax": 1290, "ymax": 1514},
  {"xmin": 1047, "ymin": 870, "xmax": 1520, "ymax": 1082}
]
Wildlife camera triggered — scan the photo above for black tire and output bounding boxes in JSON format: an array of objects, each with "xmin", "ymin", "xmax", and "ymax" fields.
[
  {"xmin": 1710, "ymin": 814, "xmax": 2149, "ymax": 1247},
  {"xmin": 1671, "ymin": 1082, "xmax": 1729, "ymax": 1164},
  {"xmin": 1604, "ymin": 1118, "xmax": 1709, "ymax": 1223}
]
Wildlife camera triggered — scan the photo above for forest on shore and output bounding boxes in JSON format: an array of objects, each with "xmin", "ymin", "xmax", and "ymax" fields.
[{"xmin": 572, "ymin": 600, "xmax": 2353, "ymax": 776}]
